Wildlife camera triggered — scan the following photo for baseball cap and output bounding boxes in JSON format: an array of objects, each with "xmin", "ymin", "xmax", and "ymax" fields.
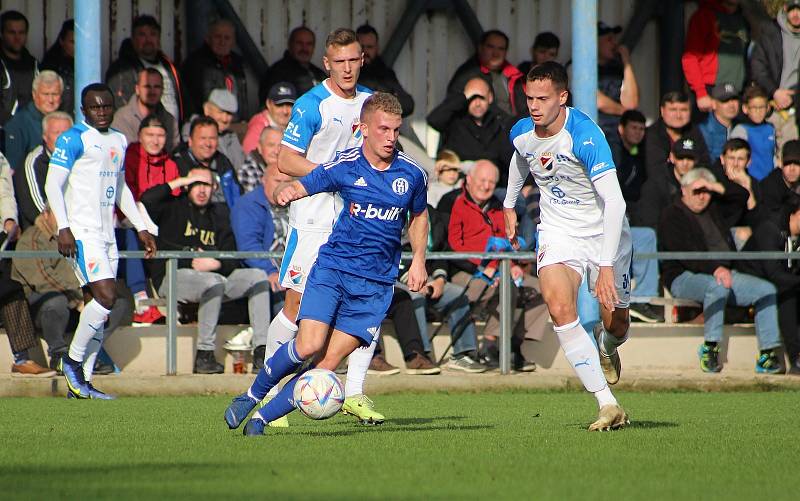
[
  {"xmin": 711, "ymin": 82, "xmax": 740, "ymax": 102},
  {"xmin": 783, "ymin": 139, "xmax": 800, "ymax": 166},
  {"xmin": 268, "ymin": 82, "xmax": 298, "ymax": 105},
  {"xmin": 598, "ymin": 21, "xmax": 622, "ymax": 36},
  {"xmin": 671, "ymin": 137, "xmax": 699, "ymax": 159},
  {"xmin": 787, "ymin": 1, "xmax": 800, "ymax": 10},
  {"xmin": 207, "ymin": 88, "xmax": 238, "ymax": 114}
]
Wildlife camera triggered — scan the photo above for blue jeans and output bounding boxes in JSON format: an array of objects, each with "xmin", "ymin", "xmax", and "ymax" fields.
[
  {"xmin": 630, "ymin": 227, "xmax": 659, "ymax": 299},
  {"xmin": 670, "ymin": 270, "xmax": 782, "ymax": 350},
  {"xmin": 410, "ymin": 282, "xmax": 478, "ymax": 356}
]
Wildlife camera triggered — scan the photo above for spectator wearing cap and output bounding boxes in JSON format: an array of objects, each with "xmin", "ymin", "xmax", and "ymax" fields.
[
  {"xmin": 355, "ymin": 24, "xmax": 414, "ymax": 117},
  {"xmin": 644, "ymin": 91, "xmax": 711, "ymax": 178},
  {"xmin": 517, "ymin": 31, "xmax": 560, "ymax": 76},
  {"xmin": 0, "ymin": 10, "xmax": 38, "ymax": 125},
  {"xmin": 181, "ymin": 18, "xmax": 249, "ymax": 119},
  {"xmin": 699, "ymin": 83, "xmax": 741, "ymax": 161},
  {"xmin": 447, "ymin": 29, "xmax": 527, "ymax": 117},
  {"xmin": 681, "ymin": 0, "xmax": 749, "ymax": 112},
  {"xmin": 241, "ymin": 82, "xmax": 295, "ymax": 155},
  {"xmin": 259, "ymin": 26, "xmax": 326, "ymax": 103},
  {"xmin": 182, "ymin": 89, "xmax": 245, "ymax": 172},
  {"xmin": 750, "ymin": 0, "xmax": 800, "ymax": 147},
  {"xmin": 636, "ymin": 137, "xmax": 703, "ymax": 229},
  {"xmin": 759, "ymin": 139, "xmax": 800, "ymax": 221},
  {"xmin": 106, "ymin": 15, "xmax": 184, "ymax": 123},
  {"xmin": 595, "ymin": 21, "xmax": 639, "ymax": 142},
  {"xmin": 111, "ymin": 67, "xmax": 180, "ymax": 153},
  {"xmin": 237, "ymin": 126, "xmax": 282, "ymax": 193}
]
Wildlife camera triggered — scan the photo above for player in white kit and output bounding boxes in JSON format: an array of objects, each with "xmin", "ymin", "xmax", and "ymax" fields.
[
  {"xmin": 503, "ymin": 62, "xmax": 632, "ymax": 431},
  {"xmin": 44, "ymin": 83, "xmax": 156, "ymax": 399},
  {"xmin": 262, "ymin": 28, "xmax": 384, "ymax": 425}
]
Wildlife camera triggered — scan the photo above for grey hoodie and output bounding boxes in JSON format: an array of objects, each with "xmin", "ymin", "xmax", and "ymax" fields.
[{"xmin": 778, "ymin": 9, "xmax": 800, "ymax": 90}]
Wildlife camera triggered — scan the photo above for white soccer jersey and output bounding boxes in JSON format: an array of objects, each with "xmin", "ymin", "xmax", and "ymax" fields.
[
  {"xmin": 281, "ymin": 80, "xmax": 372, "ymax": 232},
  {"xmin": 507, "ymin": 107, "xmax": 619, "ymax": 237},
  {"xmin": 49, "ymin": 122, "xmax": 128, "ymax": 242}
]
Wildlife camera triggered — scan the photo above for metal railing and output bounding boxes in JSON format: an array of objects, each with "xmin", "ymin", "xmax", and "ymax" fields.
[{"xmin": 3, "ymin": 249, "xmax": 799, "ymax": 375}]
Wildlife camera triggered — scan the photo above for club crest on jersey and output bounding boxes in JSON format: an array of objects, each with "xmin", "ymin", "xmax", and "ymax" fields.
[
  {"xmin": 540, "ymin": 154, "xmax": 554, "ymax": 171},
  {"xmin": 351, "ymin": 121, "xmax": 362, "ymax": 141},
  {"xmin": 392, "ymin": 178, "xmax": 409, "ymax": 195},
  {"xmin": 109, "ymin": 148, "xmax": 121, "ymax": 167},
  {"xmin": 288, "ymin": 266, "xmax": 304, "ymax": 285}
]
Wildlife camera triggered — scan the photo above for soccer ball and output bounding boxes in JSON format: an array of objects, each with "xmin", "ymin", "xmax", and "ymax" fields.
[{"xmin": 293, "ymin": 368, "xmax": 345, "ymax": 420}]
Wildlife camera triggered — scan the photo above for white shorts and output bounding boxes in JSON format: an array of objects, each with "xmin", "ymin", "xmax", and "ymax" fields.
[
  {"xmin": 536, "ymin": 227, "xmax": 632, "ymax": 308},
  {"xmin": 69, "ymin": 238, "xmax": 119, "ymax": 287},
  {"xmin": 279, "ymin": 226, "xmax": 331, "ymax": 294}
]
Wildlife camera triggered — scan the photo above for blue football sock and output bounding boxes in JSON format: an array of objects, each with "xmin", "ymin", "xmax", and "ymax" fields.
[
  {"xmin": 248, "ymin": 339, "xmax": 304, "ymax": 401},
  {"xmin": 253, "ymin": 368, "xmax": 309, "ymax": 423}
]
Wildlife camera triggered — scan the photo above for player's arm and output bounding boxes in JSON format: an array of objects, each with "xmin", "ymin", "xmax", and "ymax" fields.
[
  {"xmin": 116, "ymin": 175, "xmax": 157, "ymax": 258},
  {"xmin": 276, "ymin": 159, "xmax": 345, "ymax": 205},
  {"xmin": 43, "ymin": 166, "xmax": 74, "ymax": 257},
  {"xmin": 278, "ymin": 97, "xmax": 321, "ymax": 176},
  {"xmin": 277, "ymin": 146, "xmax": 317, "ymax": 177},
  {"xmin": 502, "ymin": 151, "xmax": 529, "ymax": 249},
  {"xmin": 406, "ymin": 208, "xmax": 429, "ymax": 293},
  {"xmin": 593, "ymin": 171, "xmax": 626, "ymax": 311}
]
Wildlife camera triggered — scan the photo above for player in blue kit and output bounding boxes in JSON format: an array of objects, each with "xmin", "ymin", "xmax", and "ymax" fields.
[
  {"xmin": 44, "ymin": 83, "xmax": 156, "ymax": 399},
  {"xmin": 224, "ymin": 92, "xmax": 429, "ymax": 436},
  {"xmin": 504, "ymin": 62, "xmax": 631, "ymax": 430}
]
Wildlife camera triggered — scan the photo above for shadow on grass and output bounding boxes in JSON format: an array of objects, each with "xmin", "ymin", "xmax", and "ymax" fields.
[
  {"xmin": 627, "ymin": 420, "xmax": 679, "ymax": 429},
  {"xmin": 287, "ymin": 423, "xmax": 493, "ymax": 438},
  {"xmin": 387, "ymin": 415, "xmax": 467, "ymax": 426}
]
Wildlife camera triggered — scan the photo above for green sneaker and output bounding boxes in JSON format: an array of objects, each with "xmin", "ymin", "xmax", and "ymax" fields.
[
  {"xmin": 258, "ymin": 396, "xmax": 290, "ymax": 428},
  {"xmin": 755, "ymin": 350, "xmax": 784, "ymax": 375},
  {"xmin": 698, "ymin": 343, "xmax": 722, "ymax": 373},
  {"xmin": 342, "ymin": 394, "xmax": 385, "ymax": 425}
]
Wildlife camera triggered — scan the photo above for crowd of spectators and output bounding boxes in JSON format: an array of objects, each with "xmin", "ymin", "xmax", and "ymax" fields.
[{"xmin": 1, "ymin": 1, "xmax": 800, "ymax": 377}]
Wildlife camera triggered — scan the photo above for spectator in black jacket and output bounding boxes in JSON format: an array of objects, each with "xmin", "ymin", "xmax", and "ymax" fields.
[
  {"xmin": 41, "ymin": 20, "xmax": 74, "ymax": 117},
  {"xmin": 0, "ymin": 10, "xmax": 38, "ymax": 125},
  {"xmin": 759, "ymin": 139, "xmax": 800, "ymax": 221},
  {"xmin": 106, "ymin": 15, "xmax": 184, "ymax": 123},
  {"xmin": 658, "ymin": 167, "xmax": 784, "ymax": 374},
  {"xmin": 427, "ymin": 77, "xmax": 514, "ymax": 187},
  {"xmin": 612, "ymin": 109, "xmax": 647, "ymax": 208},
  {"xmin": 259, "ymin": 26, "xmax": 326, "ymax": 103},
  {"xmin": 644, "ymin": 91, "xmax": 711, "ymax": 178},
  {"xmin": 711, "ymin": 138, "xmax": 761, "ymax": 240},
  {"xmin": 355, "ymin": 24, "xmax": 413, "ymax": 116},
  {"xmin": 739, "ymin": 199, "xmax": 800, "ymax": 375},
  {"xmin": 181, "ymin": 18, "xmax": 248, "ymax": 119},
  {"xmin": 517, "ymin": 31, "xmax": 560, "ymax": 76},
  {"xmin": 140, "ymin": 166, "xmax": 270, "ymax": 374},
  {"xmin": 13, "ymin": 111, "xmax": 72, "ymax": 230}
]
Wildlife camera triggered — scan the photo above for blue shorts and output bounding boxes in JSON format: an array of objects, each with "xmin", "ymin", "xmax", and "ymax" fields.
[{"xmin": 297, "ymin": 265, "xmax": 393, "ymax": 346}]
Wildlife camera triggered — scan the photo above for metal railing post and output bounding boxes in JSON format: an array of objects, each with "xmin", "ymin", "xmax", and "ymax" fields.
[
  {"xmin": 499, "ymin": 258, "xmax": 512, "ymax": 375},
  {"xmin": 166, "ymin": 258, "xmax": 178, "ymax": 375}
]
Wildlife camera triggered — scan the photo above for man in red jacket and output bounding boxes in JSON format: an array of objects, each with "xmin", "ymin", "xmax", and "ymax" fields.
[{"xmin": 448, "ymin": 159, "xmax": 546, "ymax": 370}]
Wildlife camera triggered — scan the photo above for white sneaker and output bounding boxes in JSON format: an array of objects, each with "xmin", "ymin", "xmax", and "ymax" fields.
[{"xmin": 224, "ymin": 327, "xmax": 254, "ymax": 350}]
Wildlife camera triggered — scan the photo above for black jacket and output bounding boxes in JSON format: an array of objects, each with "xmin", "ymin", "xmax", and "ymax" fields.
[
  {"xmin": 658, "ymin": 199, "xmax": 736, "ymax": 290},
  {"xmin": 358, "ymin": 56, "xmax": 414, "ymax": 116},
  {"xmin": 106, "ymin": 38, "xmax": 184, "ymax": 122},
  {"xmin": 41, "ymin": 42, "xmax": 74, "ymax": 117},
  {"xmin": 611, "ymin": 136, "xmax": 647, "ymax": 207},
  {"xmin": 13, "ymin": 145, "xmax": 48, "ymax": 230},
  {"xmin": 171, "ymin": 143, "xmax": 242, "ymax": 206},
  {"xmin": 259, "ymin": 51, "xmax": 326, "ymax": 103},
  {"xmin": 759, "ymin": 168, "xmax": 800, "ymax": 222},
  {"xmin": 0, "ymin": 48, "xmax": 38, "ymax": 125},
  {"xmin": 644, "ymin": 119, "xmax": 711, "ymax": 176},
  {"xmin": 181, "ymin": 43, "xmax": 248, "ymax": 119},
  {"xmin": 749, "ymin": 18, "xmax": 796, "ymax": 98},
  {"xmin": 140, "ymin": 183, "xmax": 239, "ymax": 289},
  {"xmin": 739, "ymin": 216, "xmax": 800, "ymax": 295},
  {"xmin": 630, "ymin": 164, "xmax": 681, "ymax": 228},
  {"xmin": 709, "ymin": 159, "xmax": 762, "ymax": 228},
  {"xmin": 446, "ymin": 55, "xmax": 527, "ymax": 118},
  {"xmin": 427, "ymin": 93, "xmax": 514, "ymax": 187}
]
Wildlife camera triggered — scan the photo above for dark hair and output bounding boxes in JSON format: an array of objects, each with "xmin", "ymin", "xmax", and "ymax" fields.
[
  {"xmin": 57, "ymin": 19, "xmax": 74, "ymax": 42},
  {"xmin": 138, "ymin": 67, "xmax": 163, "ymax": 80},
  {"xmin": 721, "ymin": 138, "xmax": 751, "ymax": 157},
  {"xmin": 532, "ymin": 31, "xmax": 560, "ymax": 50},
  {"xmin": 0, "ymin": 10, "xmax": 28, "ymax": 32},
  {"xmin": 132, "ymin": 14, "xmax": 160, "ymax": 33},
  {"xmin": 81, "ymin": 82, "xmax": 113, "ymax": 106},
  {"xmin": 526, "ymin": 61, "xmax": 568, "ymax": 91},
  {"xmin": 742, "ymin": 84, "xmax": 768, "ymax": 103},
  {"xmin": 289, "ymin": 26, "xmax": 315, "ymax": 43},
  {"xmin": 620, "ymin": 109, "xmax": 646, "ymax": 126},
  {"xmin": 660, "ymin": 91, "xmax": 689, "ymax": 107},
  {"xmin": 480, "ymin": 29, "xmax": 509, "ymax": 48},
  {"xmin": 189, "ymin": 115, "xmax": 219, "ymax": 136},
  {"xmin": 356, "ymin": 24, "xmax": 378, "ymax": 39},
  {"xmin": 139, "ymin": 114, "xmax": 166, "ymax": 133}
]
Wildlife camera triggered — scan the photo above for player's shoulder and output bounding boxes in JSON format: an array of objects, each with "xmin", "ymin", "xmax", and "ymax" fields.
[
  {"xmin": 564, "ymin": 107, "xmax": 603, "ymax": 141},
  {"xmin": 55, "ymin": 123, "xmax": 88, "ymax": 148},
  {"xmin": 322, "ymin": 147, "xmax": 362, "ymax": 170},
  {"xmin": 396, "ymin": 151, "xmax": 428, "ymax": 184},
  {"xmin": 293, "ymin": 84, "xmax": 329, "ymax": 113},
  {"xmin": 509, "ymin": 117, "xmax": 534, "ymax": 144},
  {"xmin": 355, "ymin": 84, "xmax": 373, "ymax": 97}
]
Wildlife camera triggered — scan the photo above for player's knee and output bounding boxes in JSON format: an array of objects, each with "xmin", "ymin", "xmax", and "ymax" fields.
[
  {"xmin": 547, "ymin": 301, "xmax": 577, "ymax": 325},
  {"xmin": 93, "ymin": 288, "xmax": 117, "ymax": 310},
  {"xmin": 295, "ymin": 333, "xmax": 325, "ymax": 359}
]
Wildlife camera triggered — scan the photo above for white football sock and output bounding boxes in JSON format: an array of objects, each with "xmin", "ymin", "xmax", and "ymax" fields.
[
  {"xmin": 82, "ymin": 331, "xmax": 105, "ymax": 382},
  {"xmin": 554, "ymin": 318, "xmax": 617, "ymax": 407},
  {"xmin": 69, "ymin": 300, "xmax": 110, "ymax": 362},
  {"xmin": 345, "ymin": 340, "xmax": 377, "ymax": 397},
  {"xmin": 261, "ymin": 310, "xmax": 299, "ymax": 400}
]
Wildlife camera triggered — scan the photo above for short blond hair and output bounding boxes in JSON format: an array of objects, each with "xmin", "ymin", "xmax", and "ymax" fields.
[
  {"xmin": 360, "ymin": 92, "xmax": 402, "ymax": 120},
  {"xmin": 325, "ymin": 27, "xmax": 358, "ymax": 49},
  {"xmin": 435, "ymin": 149, "xmax": 461, "ymax": 174}
]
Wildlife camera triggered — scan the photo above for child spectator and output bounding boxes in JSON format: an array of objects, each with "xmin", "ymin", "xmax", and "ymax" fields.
[
  {"xmin": 427, "ymin": 149, "xmax": 463, "ymax": 208},
  {"xmin": 731, "ymin": 85, "xmax": 777, "ymax": 182}
]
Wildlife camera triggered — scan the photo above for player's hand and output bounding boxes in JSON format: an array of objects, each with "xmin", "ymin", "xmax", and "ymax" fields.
[
  {"xmin": 773, "ymin": 88, "xmax": 794, "ymax": 110},
  {"xmin": 3, "ymin": 219, "xmax": 18, "ymax": 242},
  {"xmin": 267, "ymin": 272, "xmax": 284, "ymax": 292},
  {"xmin": 696, "ymin": 95, "xmax": 713, "ymax": 112},
  {"xmin": 596, "ymin": 266, "xmax": 619, "ymax": 312},
  {"xmin": 503, "ymin": 208, "xmax": 519, "ymax": 250},
  {"xmin": 57, "ymin": 228, "xmax": 77, "ymax": 258},
  {"xmin": 427, "ymin": 276, "xmax": 446, "ymax": 300},
  {"xmin": 713, "ymin": 266, "xmax": 733, "ymax": 288},
  {"xmin": 407, "ymin": 259, "xmax": 428, "ymax": 293},
  {"xmin": 138, "ymin": 230, "xmax": 157, "ymax": 259},
  {"xmin": 192, "ymin": 257, "xmax": 221, "ymax": 272},
  {"xmin": 275, "ymin": 182, "xmax": 302, "ymax": 206}
]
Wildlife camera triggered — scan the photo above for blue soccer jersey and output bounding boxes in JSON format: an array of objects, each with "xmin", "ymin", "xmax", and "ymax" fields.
[{"xmin": 298, "ymin": 147, "xmax": 428, "ymax": 284}]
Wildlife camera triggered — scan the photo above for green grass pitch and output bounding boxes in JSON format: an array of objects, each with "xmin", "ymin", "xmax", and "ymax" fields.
[{"xmin": 1, "ymin": 390, "xmax": 796, "ymax": 500}]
